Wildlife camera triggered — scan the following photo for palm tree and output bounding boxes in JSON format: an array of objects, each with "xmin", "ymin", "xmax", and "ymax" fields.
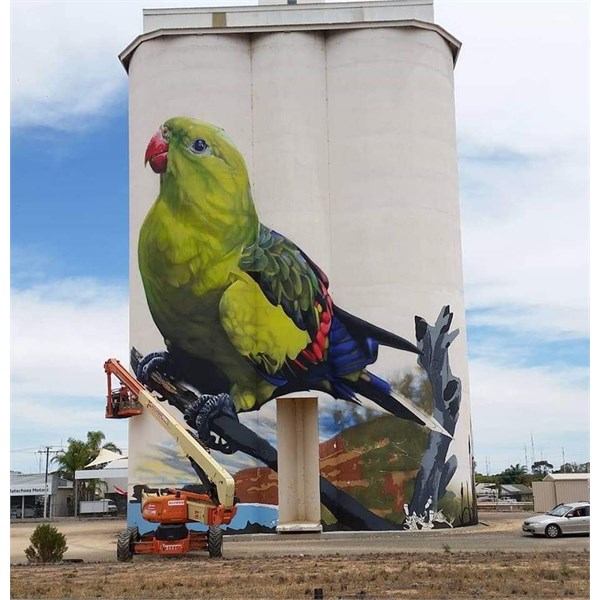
[
  {"xmin": 85, "ymin": 431, "xmax": 122, "ymax": 457},
  {"xmin": 52, "ymin": 431, "xmax": 122, "ymax": 504}
]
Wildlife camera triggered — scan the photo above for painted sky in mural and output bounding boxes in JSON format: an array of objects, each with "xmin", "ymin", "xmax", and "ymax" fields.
[{"xmin": 9, "ymin": 1, "xmax": 590, "ymax": 478}]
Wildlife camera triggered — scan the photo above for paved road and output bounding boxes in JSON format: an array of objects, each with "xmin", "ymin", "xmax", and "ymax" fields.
[
  {"xmin": 10, "ymin": 512, "xmax": 589, "ymax": 564},
  {"xmin": 226, "ymin": 516, "xmax": 589, "ymax": 556}
]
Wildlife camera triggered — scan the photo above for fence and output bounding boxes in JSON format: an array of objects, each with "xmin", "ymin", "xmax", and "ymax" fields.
[{"xmin": 477, "ymin": 502, "xmax": 534, "ymax": 512}]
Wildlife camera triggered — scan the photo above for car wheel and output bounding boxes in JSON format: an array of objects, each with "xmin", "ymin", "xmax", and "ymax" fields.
[{"xmin": 545, "ymin": 524, "xmax": 561, "ymax": 539}]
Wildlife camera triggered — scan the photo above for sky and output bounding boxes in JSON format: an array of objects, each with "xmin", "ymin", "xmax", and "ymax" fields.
[{"xmin": 9, "ymin": 0, "xmax": 591, "ymax": 478}]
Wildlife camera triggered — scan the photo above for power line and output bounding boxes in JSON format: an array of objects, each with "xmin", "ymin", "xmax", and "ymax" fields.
[{"xmin": 35, "ymin": 447, "xmax": 62, "ymax": 519}]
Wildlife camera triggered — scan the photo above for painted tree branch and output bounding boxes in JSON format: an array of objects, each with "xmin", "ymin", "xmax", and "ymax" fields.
[{"xmin": 407, "ymin": 306, "xmax": 461, "ymax": 522}]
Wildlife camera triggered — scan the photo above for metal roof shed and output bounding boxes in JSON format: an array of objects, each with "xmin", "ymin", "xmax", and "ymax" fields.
[{"xmin": 532, "ymin": 473, "xmax": 590, "ymax": 513}]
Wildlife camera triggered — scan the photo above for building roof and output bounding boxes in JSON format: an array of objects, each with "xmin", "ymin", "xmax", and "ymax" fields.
[
  {"xmin": 500, "ymin": 484, "xmax": 533, "ymax": 494},
  {"xmin": 119, "ymin": 0, "xmax": 462, "ymax": 72},
  {"xmin": 10, "ymin": 472, "xmax": 69, "ymax": 486},
  {"xmin": 84, "ymin": 448, "xmax": 127, "ymax": 469},
  {"xmin": 510, "ymin": 484, "xmax": 533, "ymax": 493},
  {"xmin": 543, "ymin": 473, "xmax": 590, "ymax": 481},
  {"xmin": 476, "ymin": 483, "xmax": 494, "ymax": 488}
]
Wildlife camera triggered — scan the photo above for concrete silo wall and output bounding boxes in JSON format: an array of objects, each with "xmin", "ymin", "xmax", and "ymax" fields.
[{"xmin": 124, "ymin": 4, "xmax": 475, "ymax": 533}]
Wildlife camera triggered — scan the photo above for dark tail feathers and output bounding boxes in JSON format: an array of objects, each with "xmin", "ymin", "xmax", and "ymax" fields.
[{"xmin": 334, "ymin": 305, "xmax": 421, "ymax": 356}]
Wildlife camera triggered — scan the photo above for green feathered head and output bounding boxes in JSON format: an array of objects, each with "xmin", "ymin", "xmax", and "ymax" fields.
[{"xmin": 145, "ymin": 117, "xmax": 252, "ymax": 210}]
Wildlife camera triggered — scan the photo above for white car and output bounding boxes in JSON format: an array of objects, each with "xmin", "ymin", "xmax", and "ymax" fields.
[{"xmin": 522, "ymin": 501, "xmax": 590, "ymax": 538}]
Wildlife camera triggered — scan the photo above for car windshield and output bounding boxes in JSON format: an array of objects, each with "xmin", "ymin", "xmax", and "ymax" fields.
[{"xmin": 547, "ymin": 505, "xmax": 573, "ymax": 517}]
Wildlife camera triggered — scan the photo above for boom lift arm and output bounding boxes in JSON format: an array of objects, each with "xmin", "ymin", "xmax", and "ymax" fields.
[{"xmin": 104, "ymin": 358, "xmax": 236, "ymax": 511}]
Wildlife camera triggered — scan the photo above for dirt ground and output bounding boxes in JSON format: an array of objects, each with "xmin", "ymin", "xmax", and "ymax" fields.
[{"xmin": 10, "ymin": 512, "xmax": 591, "ymax": 599}]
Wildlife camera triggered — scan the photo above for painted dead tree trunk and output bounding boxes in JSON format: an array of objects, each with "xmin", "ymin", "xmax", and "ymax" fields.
[{"xmin": 406, "ymin": 306, "xmax": 461, "ymax": 526}]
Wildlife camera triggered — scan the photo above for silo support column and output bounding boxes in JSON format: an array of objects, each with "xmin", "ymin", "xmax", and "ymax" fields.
[{"xmin": 276, "ymin": 397, "xmax": 322, "ymax": 533}]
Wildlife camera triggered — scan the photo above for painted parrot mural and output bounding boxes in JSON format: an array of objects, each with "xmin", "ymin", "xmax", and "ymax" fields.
[
  {"xmin": 133, "ymin": 116, "xmax": 474, "ymax": 531},
  {"xmin": 139, "ymin": 117, "xmax": 449, "ymax": 439}
]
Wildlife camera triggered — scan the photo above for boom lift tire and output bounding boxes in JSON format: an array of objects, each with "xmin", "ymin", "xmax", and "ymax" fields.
[
  {"xmin": 117, "ymin": 526, "xmax": 138, "ymax": 562},
  {"xmin": 207, "ymin": 525, "xmax": 223, "ymax": 558}
]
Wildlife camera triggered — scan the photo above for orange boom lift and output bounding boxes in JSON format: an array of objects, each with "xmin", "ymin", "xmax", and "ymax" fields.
[{"xmin": 104, "ymin": 358, "xmax": 237, "ymax": 561}]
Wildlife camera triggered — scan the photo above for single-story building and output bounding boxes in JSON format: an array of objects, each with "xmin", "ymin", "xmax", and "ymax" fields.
[
  {"xmin": 532, "ymin": 473, "xmax": 590, "ymax": 512},
  {"xmin": 74, "ymin": 448, "xmax": 128, "ymax": 516},
  {"xmin": 476, "ymin": 483, "xmax": 498, "ymax": 501},
  {"xmin": 11, "ymin": 449, "xmax": 129, "ymax": 519},
  {"xmin": 10, "ymin": 471, "xmax": 72, "ymax": 519},
  {"xmin": 499, "ymin": 484, "xmax": 533, "ymax": 503}
]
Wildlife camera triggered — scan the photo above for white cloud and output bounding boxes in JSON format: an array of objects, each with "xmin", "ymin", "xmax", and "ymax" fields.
[
  {"xmin": 469, "ymin": 357, "xmax": 589, "ymax": 473},
  {"xmin": 10, "ymin": 0, "xmax": 255, "ymax": 130},
  {"xmin": 10, "ymin": 277, "xmax": 130, "ymax": 471},
  {"xmin": 11, "ymin": 1, "xmax": 133, "ymax": 129},
  {"xmin": 461, "ymin": 151, "xmax": 589, "ymax": 338},
  {"xmin": 11, "ymin": 278, "xmax": 129, "ymax": 397},
  {"xmin": 437, "ymin": 1, "xmax": 589, "ymax": 155},
  {"xmin": 434, "ymin": 1, "xmax": 589, "ymax": 340}
]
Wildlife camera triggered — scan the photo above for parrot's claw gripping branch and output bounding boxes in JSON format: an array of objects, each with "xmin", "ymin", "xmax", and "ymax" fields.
[
  {"xmin": 184, "ymin": 394, "xmax": 240, "ymax": 454},
  {"xmin": 136, "ymin": 351, "xmax": 171, "ymax": 387},
  {"xmin": 130, "ymin": 347, "xmax": 240, "ymax": 454}
]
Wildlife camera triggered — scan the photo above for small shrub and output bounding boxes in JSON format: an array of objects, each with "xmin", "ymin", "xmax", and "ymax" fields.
[{"xmin": 24, "ymin": 524, "xmax": 68, "ymax": 563}]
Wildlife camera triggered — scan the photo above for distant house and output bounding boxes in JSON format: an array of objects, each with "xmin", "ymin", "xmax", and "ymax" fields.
[
  {"xmin": 532, "ymin": 473, "xmax": 590, "ymax": 513},
  {"xmin": 498, "ymin": 484, "xmax": 533, "ymax": 502},
  {"xmin": 476, "ymin": 483, "xmax": 498, "ymax": 501}
]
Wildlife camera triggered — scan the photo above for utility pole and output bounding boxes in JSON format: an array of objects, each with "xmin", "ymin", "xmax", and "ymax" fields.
[
  {"xmin": 524, "ymin": 444, "xmax": 528, "ymax": 472},
  {"xmin": 37, "ymin": 447, "xmax": 60, "ymax": 519},
  {"xmin": 562, "ymin": 446, "xmax": 566, "ymax": 467}
]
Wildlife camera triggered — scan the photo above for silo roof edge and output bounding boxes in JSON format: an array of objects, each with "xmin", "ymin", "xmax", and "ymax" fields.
[{"xmin": 118, "ymin": 19, "xmax": 461, "ymax": 73}]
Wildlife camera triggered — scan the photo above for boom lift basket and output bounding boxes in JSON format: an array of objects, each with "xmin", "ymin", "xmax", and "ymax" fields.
[{"xmin": 107, "ymin": 385, "xmax": 144, "ymax": 419}]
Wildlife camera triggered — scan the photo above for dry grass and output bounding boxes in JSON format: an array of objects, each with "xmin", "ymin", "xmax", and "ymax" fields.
[{"xmin": 10, "ymin": 550, "xmax": 589, "ymax": 599}]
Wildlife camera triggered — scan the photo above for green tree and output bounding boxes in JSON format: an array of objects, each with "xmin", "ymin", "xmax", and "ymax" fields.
[
  {"xmin": 52, "ymin": 431, "xmax": 122, "ymax": 503},
  {"xmin": 531, "ymin": 460, "xmax": 554, "ymax": 476},
  {"xmin": 389, "ymin": 368, "xmax": 433, "ymax": 415},
  {"xmin": 555, "ymin": 461, "xmax": 590, "ymax": 474},
  {"xmin": 497, "ymin": 463, "xmax": 528, "ymax": 484}
]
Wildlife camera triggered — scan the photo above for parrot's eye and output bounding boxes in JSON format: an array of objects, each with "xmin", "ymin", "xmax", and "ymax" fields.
[{"xmin": 189, "ymin": 138, "xmax": 210, "ymax": 154}]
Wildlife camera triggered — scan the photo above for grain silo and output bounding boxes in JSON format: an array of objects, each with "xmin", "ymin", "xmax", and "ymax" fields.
[{"xmin": 119, "ymin": 0, "xmax": 476, "ymax": 535}]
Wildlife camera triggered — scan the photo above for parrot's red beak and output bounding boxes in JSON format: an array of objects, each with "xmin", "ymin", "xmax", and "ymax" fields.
[{"xmin": 145, "ymin": 130, "xmax": 169, "ymax": 173}]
